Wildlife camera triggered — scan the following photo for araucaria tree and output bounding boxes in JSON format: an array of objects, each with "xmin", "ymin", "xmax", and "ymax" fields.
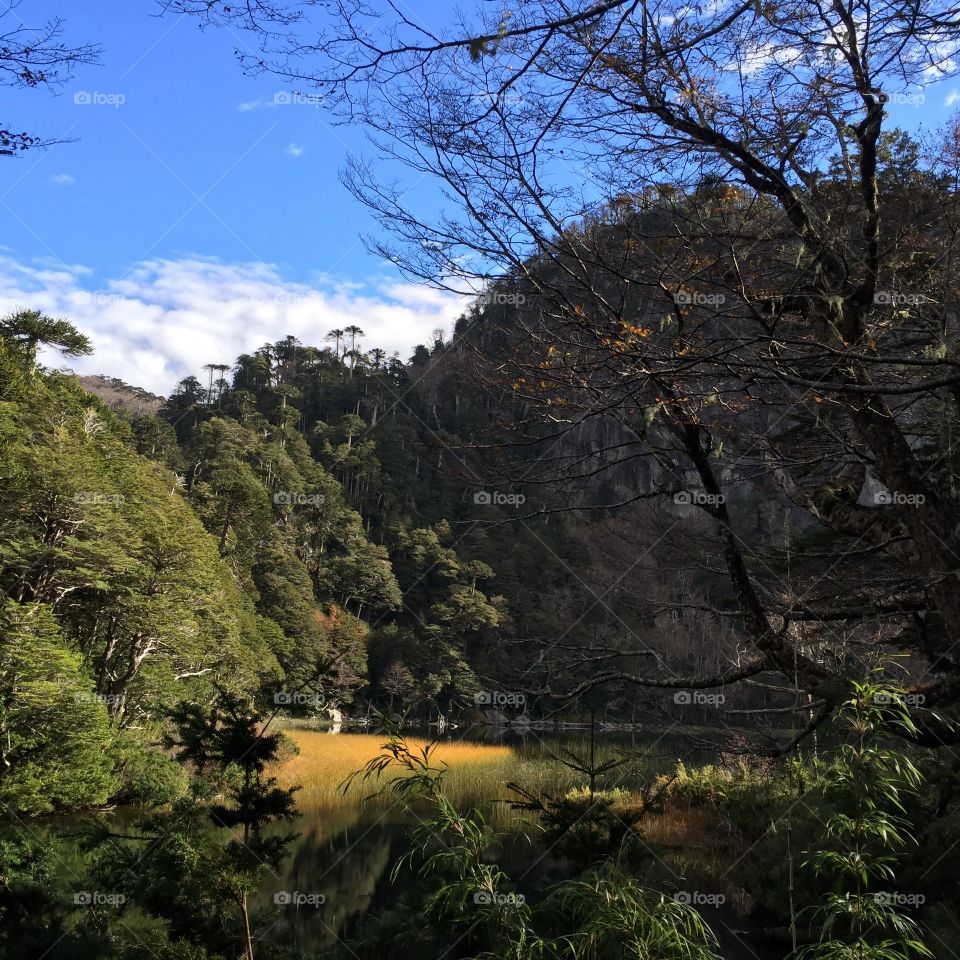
[{"xmin": 168, "ymin": 0, "xmax": 960, "ymax": 745}]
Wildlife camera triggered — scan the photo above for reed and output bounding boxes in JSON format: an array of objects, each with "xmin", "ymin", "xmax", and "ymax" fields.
[
  {"xmin": 274, "ymin": 730, "xmax": 597, "ymax": 816},
  {"xmin": 278, "ymin": 731, "xmax": 509, "ymax": 809}
]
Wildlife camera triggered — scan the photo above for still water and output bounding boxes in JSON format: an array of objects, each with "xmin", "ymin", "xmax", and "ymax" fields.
[
  {"xmin": 43, "ymin": 724, "xmax": 775, "ymax": 959},
  {"xmin": 249, "ymin": 724, "xmax": 765, "ymax": 957}
]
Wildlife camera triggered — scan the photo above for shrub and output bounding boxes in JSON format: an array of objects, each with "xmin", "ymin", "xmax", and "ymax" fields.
[
  {"xmin": 564, "ymin": 785, "xmax": 632, "ymax": 804},
  {"xmin": 110, "ymin": 731, "xmax": 187, "ymax": 806},
  {"xmin": 665, "ymin": 763, "xmax": 730, "ymax": 808}
]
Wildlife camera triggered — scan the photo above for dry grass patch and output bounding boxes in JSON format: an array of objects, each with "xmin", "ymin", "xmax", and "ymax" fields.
[{"xmin": 275, "ymin": 731, "xmax": 519, "ymax": 811}]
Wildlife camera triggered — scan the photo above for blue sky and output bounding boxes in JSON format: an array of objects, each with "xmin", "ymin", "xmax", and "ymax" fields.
[
  {"xmin": 2, "ymin": 1, "xmax": 960, "ymax": 393},
  {"xmin": 3, "ymin": 0, "xmax": 392, "ymax": 279},
  {"xmin": 0, "ymin": 0, "xmax": 464, "ymax": 392}
]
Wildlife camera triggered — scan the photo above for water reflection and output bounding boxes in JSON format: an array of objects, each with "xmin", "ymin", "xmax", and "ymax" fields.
[
  {"xmin": 254, "ymin": 725, "xmax": 722, "ymax": 952},
  {"xmin": 258, "ymin": 805, "xmax": 408, "ymax": 952}
]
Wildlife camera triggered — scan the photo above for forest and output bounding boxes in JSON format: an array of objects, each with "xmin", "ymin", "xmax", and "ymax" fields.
[{"xmin": 4, "ymin": 0, "xmax": 960, "ymax": 958}]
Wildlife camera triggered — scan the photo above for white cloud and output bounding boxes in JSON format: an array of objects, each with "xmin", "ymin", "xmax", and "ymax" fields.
[
  {"xmin": 946, "ymin": 89, "xmax": 960, "ymax": 107},
  {"xmin": 238, "ymin": 93, "xmax": 325, "ymax": 112},
  {"xmin": 0, "ymin": 255, "xmax": 469, "ymax": 395},
  {"xmin": 921, "ymin": 40, "xmax": 960, "ymax": 79},
  {"xmin": 725, "ymin": 41, "xmax": 802, "ymax": 76},
  {"xmin": 285, "ymin": 142, "xmax": 305, "ymax": 158},
  {"xmin": 49, "ymin": 173, "xmax": 76, "ymax": 187}
]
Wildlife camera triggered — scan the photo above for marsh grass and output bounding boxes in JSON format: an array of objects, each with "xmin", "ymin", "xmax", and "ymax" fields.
[
  {"xmin": 273, "ymin": 731, "xmax": 759, "ymax": 866},
  {"xmin": 272, "ymin": 729, "xmax": 750, "ymax": 861},
  {"xmin": 273, "ymin": 730, "xmax": 647, "ymax": 821},
  {"xmin": 276, "ymin": 731, "xmax": 515, "ymax": 812}
]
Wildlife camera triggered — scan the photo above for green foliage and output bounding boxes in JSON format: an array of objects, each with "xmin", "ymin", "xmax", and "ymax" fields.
[
  {"xmin": 795, "ymin": 671, "xmax": 933, "ymax": 960},
  {"xmin": 345, "ymin": 730, "xmax": 721, "ymax": 960},
  {"xmin": 90, "ymin": 795, "xmax": 252, "ymax": 958},
  {"xmin": 0, "ymin": 308, "xmax": 92, "ymax": 367},
  {"xmin": 531, "ymin": 791, "xmax": 646, "ymax": 868},
  {"xmin": 542, "ymin": 866, "xmax": 721, "ymax": 960},
  {"xmin": 665, "ymin": 758, "xmax": 809, "ymax": 829},
  {"xmin": 0, "ymin": 832, "xmax": 73, "ymax": 958},
  {"xmin": 565, "ymin": 785, "xmax": 632, "ymax": 803},
  {"xmin": 151, "ymin": 331, "xmax": 578, "ymax": 720},
  {"xmin": 0, "ymin": 308, "xmax": 567, "ymax": 821},
  {"xmin": 0, "ymin": 601, "xmax": 116, "ymax": 815},
  {"xmin": 0, "ymin": 336, "xmax": 282, "ymax": 728},
  {"xmin": 164, "ymin": 693, "xmax": 299, "ymax": 846},
  {"xmin": 91, "ymin": 694, "xmax": 300, "ymax": 960},
  {"xmin": 665, "ymin": 763, "xmax": 732, "ymax": 809},
  {"xmin": 109, "ymin": 728, "xmax": 187, "ymax": 805},
  {"xmin": 0, "ymin": 326, "xmax": 287, "ymax": 817}
]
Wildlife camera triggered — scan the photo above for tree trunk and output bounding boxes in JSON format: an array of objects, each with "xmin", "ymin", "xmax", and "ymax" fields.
[{"xmin": 240, "ymin": 894, "xmax": 255, "ymax": 960}]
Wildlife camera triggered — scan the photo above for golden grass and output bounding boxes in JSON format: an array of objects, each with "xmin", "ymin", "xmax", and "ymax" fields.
[
  {"xmin": 274, "ymin": 730, "xmax": 683, "ymax": 834},
  {"xmin": 275, "ymin": 731, "xmax": 523, "ymax": 811}
]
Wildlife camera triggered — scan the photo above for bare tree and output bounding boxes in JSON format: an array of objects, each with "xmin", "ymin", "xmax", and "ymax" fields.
[{"xmin": 1, "ymin": 1, "xmax": 99, "ymax": 156}]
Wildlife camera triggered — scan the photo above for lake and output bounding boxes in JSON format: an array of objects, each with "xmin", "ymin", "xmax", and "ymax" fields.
[
  {"xmin": 32, "ymin": 724, "xmax": 781, "ymax": 959},
  {"xmin": 246, "ymin": 724, "xmax": 773, "ymax": 958}
]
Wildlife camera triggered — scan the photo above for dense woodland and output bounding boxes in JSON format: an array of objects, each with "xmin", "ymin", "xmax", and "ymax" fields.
[
  {"xmin": 6, "ymin": 265, "xmax": 837, "ymax": 822},
  {"xmin": 0, "ymin": 315, "xmax": 549, "ymax": 809}
]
